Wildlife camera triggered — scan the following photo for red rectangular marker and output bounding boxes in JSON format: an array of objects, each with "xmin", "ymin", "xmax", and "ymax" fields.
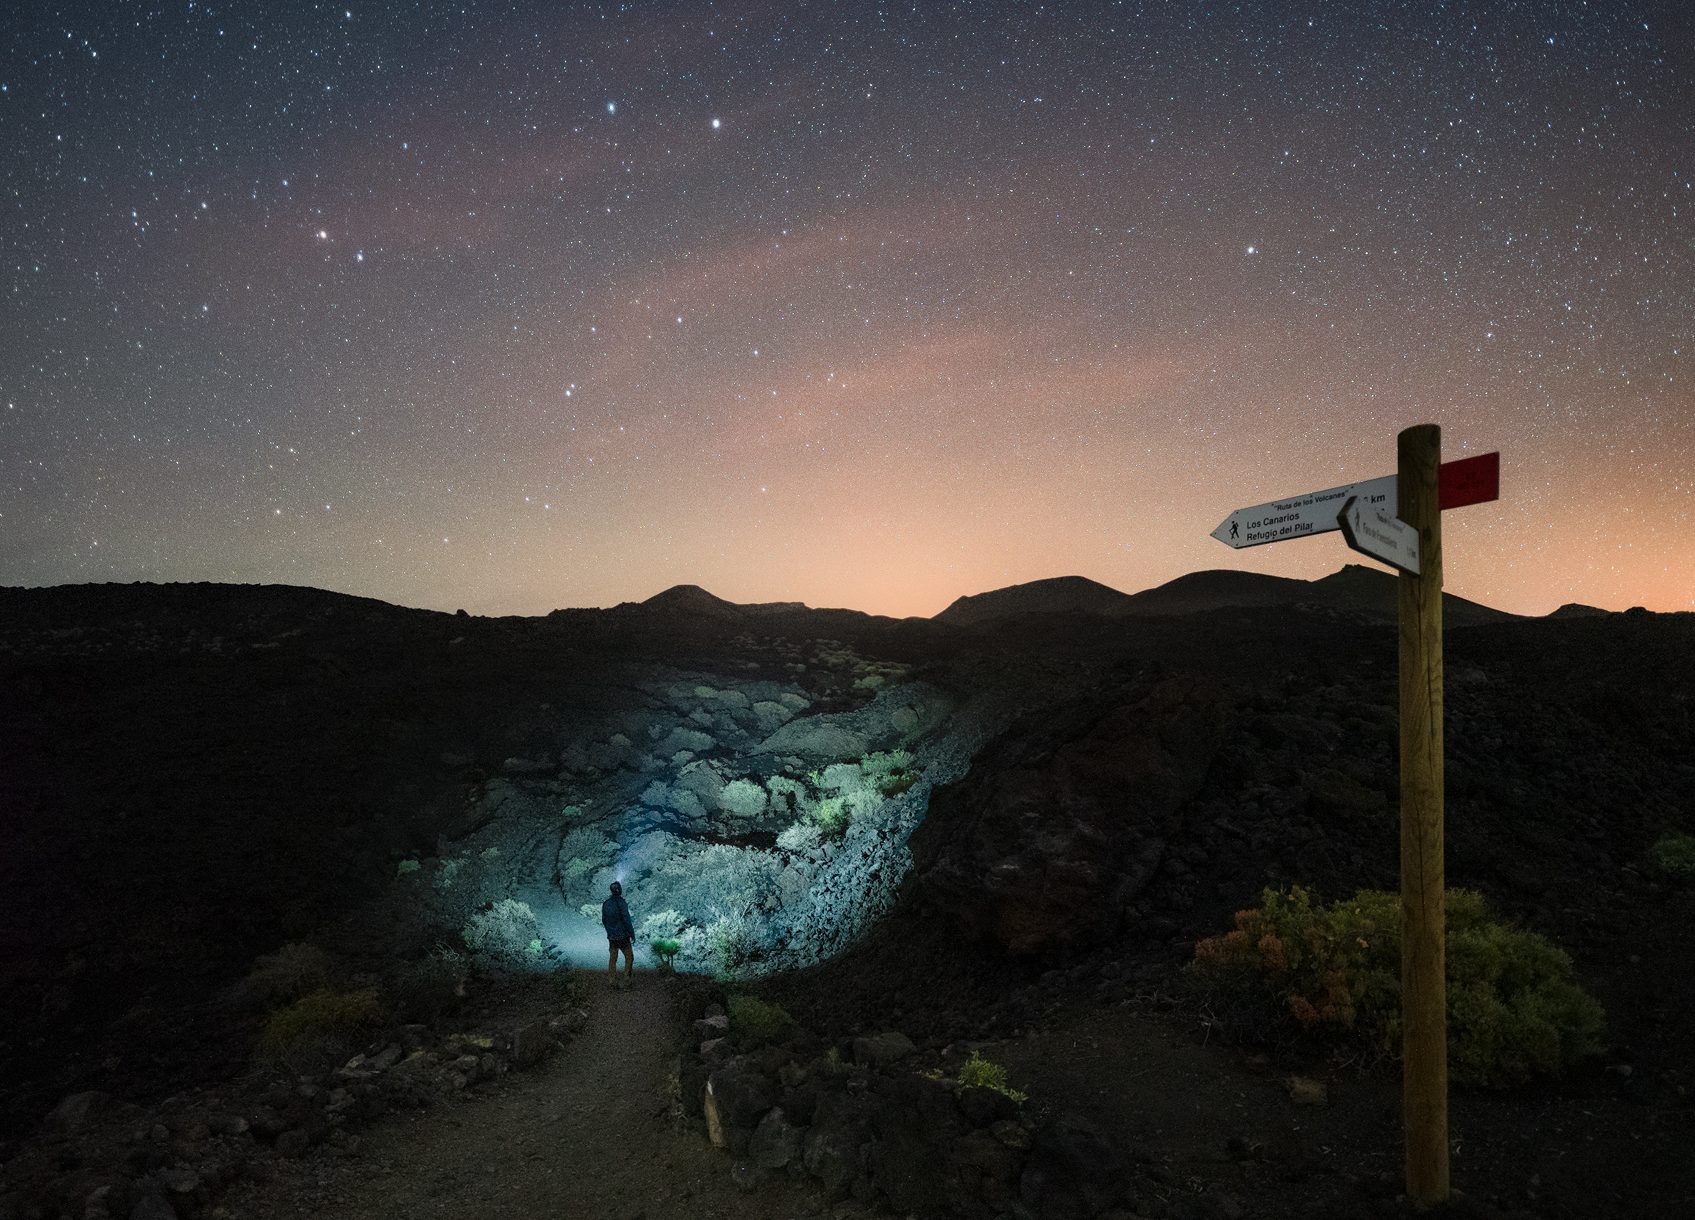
[{"xmin": 1438, "ymin": 452, "xmax": 1499, "ymax": 511}]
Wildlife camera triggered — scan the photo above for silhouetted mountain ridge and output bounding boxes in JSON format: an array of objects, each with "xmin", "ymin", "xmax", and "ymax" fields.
[{"xmin": 936, "ymin": 564, "xmax": 1517, "ymax": 628}]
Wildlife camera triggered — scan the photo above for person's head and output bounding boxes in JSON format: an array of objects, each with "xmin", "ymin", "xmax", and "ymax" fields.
[{"xmin": 609, "ymin": 880, "xmax": 622, "ymax": 896}]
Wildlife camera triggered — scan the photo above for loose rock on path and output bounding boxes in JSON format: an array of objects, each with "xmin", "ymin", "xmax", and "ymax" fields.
[{"xmin": 229, "ymin": 974, "xmax": 833, "ymax": 1220}]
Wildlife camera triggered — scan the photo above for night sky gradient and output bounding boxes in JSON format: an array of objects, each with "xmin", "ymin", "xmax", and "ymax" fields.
[{"xmin": 4, "ymin": 1, "xmax": 1691, "ymax": 616}]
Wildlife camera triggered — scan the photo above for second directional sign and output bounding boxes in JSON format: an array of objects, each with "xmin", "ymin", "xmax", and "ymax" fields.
[
  {"xmin": 1339, "ymin": 495, "xmax": 1420, "ymax": 574},
  {"xmin": 1210, "ymin": 452, "xmax": 1499, "ymax": 550}
]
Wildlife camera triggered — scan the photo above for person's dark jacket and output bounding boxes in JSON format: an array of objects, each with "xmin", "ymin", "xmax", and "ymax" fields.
[{"xmin": 601, "ymin": 894, "xmax": 634, "ymax": 943}]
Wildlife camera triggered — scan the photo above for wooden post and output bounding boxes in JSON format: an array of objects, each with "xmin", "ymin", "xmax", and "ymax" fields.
[{"xmin": 1398, "ymin": 423, "xmax": 1449, "ymax": 1207}]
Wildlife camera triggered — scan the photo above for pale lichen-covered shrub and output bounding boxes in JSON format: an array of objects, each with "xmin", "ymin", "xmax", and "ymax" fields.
[
  {"xmin": 719, "ymin": 778, "xmax": 768, "ymax": 819},
  {"xmin": 767, "ymin": 775, "xmax": 807, "ymax": 817},
  {"xmin": 706, "ymin": 908, "xmax": 757, "ymax": 977},
  {"xmin": 819, "ymin": 762, "xmax": 863, "ymax": 791},
  {"xmin": 776, "ymin": 821, "xmax": 822, "ymax": 854},
  {"xmin": 639, "ymin": 908, "xmax": 685, "ymax": 942},
  {"xmin": 463, "ymin": 899, "xmax": 545, "ymax": 968},
  {"xmin": 435, "ymin": 857, "xmax": 465, "ymax": 890}
]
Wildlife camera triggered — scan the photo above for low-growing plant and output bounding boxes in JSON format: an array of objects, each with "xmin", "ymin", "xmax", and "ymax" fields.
[
  {"xmin": 258, "ymin": 987, "xmax": 384, "ymax": 1067},
  {"xmin": 1650, "ymin": 831, "xmax": 1695, "ymax": 877},
  {"xmin": 240, "ymin": 941, "xmax": 331, "ymax": 1006},
  {"xmin": 862, "ymin": 749, "xmax": 920, "ymax": 796},
  {"xmin": 958, "ymin": 1051, "xmax": 1027, "ymax": 1103},
  {"xmin": 810, "ymin": 796, "xmax": 849, "ymax": 837},
  {"xmin": 727, "ymin": 994, "xmax": 794, "ymax": 1047},
  {"xmin": 389, "ymin": 946, "xmax": 469, "ymax": 1023},
  {"xmin": 1188, "ymin": 886, "xmax": 1605, "ymax": 1087}
]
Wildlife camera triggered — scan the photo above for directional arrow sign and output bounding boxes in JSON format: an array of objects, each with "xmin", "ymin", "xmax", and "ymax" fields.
[
  {"xmin": 1338, "ymin": 494, "xmax": 1420, "ymax": 574},
  {"xmin": 1210, "ymin": 474, "xmax": 1395, "ymax": 549},
  {"xmin": 1210, "ymin": 453, "xmax": 1498, "ymax": 550}
]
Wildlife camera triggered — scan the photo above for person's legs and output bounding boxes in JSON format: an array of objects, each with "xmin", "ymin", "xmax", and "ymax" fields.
[
  {"xmin": 619, "ymin": 940, "xmax": 634, "ymax": 979},
  {"xmin": 607, "ymin": 941, "xmax": 618, "ymax": 982}
]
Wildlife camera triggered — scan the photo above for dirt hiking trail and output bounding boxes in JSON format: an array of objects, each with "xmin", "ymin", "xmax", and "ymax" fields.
[{"xmin": 227, "ymin": 974, "xmax": 829, "ymax": 1220}]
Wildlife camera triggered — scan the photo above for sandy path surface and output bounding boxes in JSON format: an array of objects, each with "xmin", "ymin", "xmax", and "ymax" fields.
[{"xmin": 229, "ymin": 974, "xmax": 827, "ymax": 1220}]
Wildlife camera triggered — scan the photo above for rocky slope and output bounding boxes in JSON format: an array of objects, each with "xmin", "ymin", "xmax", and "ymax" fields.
[{"xmin": 3, "ymin": 575, "xmax": 1692, "ymax": 1218}]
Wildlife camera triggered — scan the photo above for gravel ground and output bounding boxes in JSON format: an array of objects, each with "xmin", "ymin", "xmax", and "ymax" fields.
[{"xmin": 226, "ymin": 973, "xmax": 835, "ymax": 1220}]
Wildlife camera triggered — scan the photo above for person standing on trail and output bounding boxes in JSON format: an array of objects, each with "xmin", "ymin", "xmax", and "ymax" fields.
[{"xmin": 602, "ymin": 880, "xmax": 635, "ymax": 986}]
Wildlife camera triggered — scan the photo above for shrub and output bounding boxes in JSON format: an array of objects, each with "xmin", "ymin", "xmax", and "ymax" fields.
[
  {"xmin": 862, "ymin": 749, "xmax": 919, "ymax": 796},
  {"xmin": 1188, "ymin": 886, "xmax": 1604, "ymax": 1087},
  {"xmin": 258, "ymin": 988, "xmax": 384, "ymax": 1066},
  {"xmin": 810, "ymin": 796, "xmax": 849, "ymax": 837},
  {"xmin": 958, "ymin": 1051, "xmax": 1027, "ymax": 1103},
  {"xmin": 389, "ymin": 946, "xmax": 468, "ymax": 1023},
  {"xmin": 727, "ymin": 994, "xmax": 793, "ymax": 1047},
  {"xmin": 435, "ymin": 857, "xmax": 465, "ymax": 891},
  {"xmin": 776, "ymin": 821, "xmax": 822, "ymax": 854},
  {"xmin": 1650, "ymin": 831, "xmax": 1695, "ymax": 877},
  {"xmin": 396, "ymin": 858, "xmax": 421, "ymax": 877},
  {"xmin": 639, "ymin": 909, "xmax": 684, "ymax": 942},
  {"xmin": 719, "ymin": 778, "xmax": 769, "ymax": 819},
  {"xmin": 241, "ymin": 942, "xmax": 331, "ymax": 1006},
  {"xmin": 707, "ymin": 909, "xmax": 756, "ymax": 976},
  {"xmin": 651, "ymin": 938, "xmax": 682, "ymax": 968},
  {"xmin": 463, "ymin": 899, "xmax": 545, "ymax": 968}
]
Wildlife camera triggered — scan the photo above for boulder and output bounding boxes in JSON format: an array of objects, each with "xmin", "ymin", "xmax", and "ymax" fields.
[
  {"xmin": 852, "ymin": 1031, "xmax": 916, "ymax": 1068},
  {"xmin": 700, "ymin": 1037, "xmax": 732, "ymax": 1065},
  {"xmin": 41, "ymin": 1091, "xmax": 123, "ymax": 1139},
  {"xmin": 779, "ymin": 1080, "xmax": 821, "ymax": 1126},
  {"xmin": 1020, "ymin": 1111, "xmax": 1125, "ymax": 1219},
  {"xmin": 512, "ymin": 1022, "xmax": 555, "ymax": 1068},
  {"xmin": 128, "ymin": 1193, "xmax": 178, "ymax": 1220},
  {"xmin": 660, "ymin": 727, "xmax": 715, "ymax": 757},
  {"xmin": 749, "ymin": 1107, "xmax": 803, "ymax": 1170},
  {"xmin": 958, "ymin": 1084, "xmax": 1020, "ymax": 1126},
  {"xmin": 803, "ymin": 1091, "xmax": 873, "ymax": 1198},
  {"xmin": 154, "ymin": 1169, "xmax": 198, "ymax": 1195},
  {"xmin": 750, "ymin": 701, "xmax": 794, "ymax": 735},
  {"xmin": 754, "ymin": 718, "xmax": 868, "ymax": 762},
  {"xmin": 705, "ymin": 1063, "xmax": 776, "ymax": 1134}
]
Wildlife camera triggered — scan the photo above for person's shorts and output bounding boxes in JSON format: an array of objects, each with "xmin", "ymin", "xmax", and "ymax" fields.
[{"xmin": 609, "ymin": 937, "xmax": 633, "ymax": 953}]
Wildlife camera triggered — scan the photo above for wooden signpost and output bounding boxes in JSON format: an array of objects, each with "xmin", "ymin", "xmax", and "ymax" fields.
[{"xmin": 1212, "ymin": 428, "xmax": 1499, "ymax": 1209}]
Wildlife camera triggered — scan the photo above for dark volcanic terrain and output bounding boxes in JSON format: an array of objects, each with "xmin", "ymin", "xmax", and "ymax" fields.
[{"xmin": 2, "ymin": 571, "xmax": 1692, "ymax": 1218}]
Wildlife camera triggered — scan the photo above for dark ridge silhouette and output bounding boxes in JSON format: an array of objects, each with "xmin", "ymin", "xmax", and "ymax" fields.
[
  {"xmin": 933, "ymin": 575, "xmax": 1135, "ymax": 625},
  {"xmin": 1548, "ymin": 602, "xmax": 1610, "ymax": 619},
  {"xmin": 632, "ymin": 583, "xmax": 748, "ymax": 619},
  {"xmin": 936, "ymin": 564, "xmax": 1518, "ymax": 629}
]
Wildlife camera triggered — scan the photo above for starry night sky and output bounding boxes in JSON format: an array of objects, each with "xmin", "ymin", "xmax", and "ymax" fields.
[{"xmin": 3, "ymin": 1, "xmax": 1690, "ymax": 616}]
